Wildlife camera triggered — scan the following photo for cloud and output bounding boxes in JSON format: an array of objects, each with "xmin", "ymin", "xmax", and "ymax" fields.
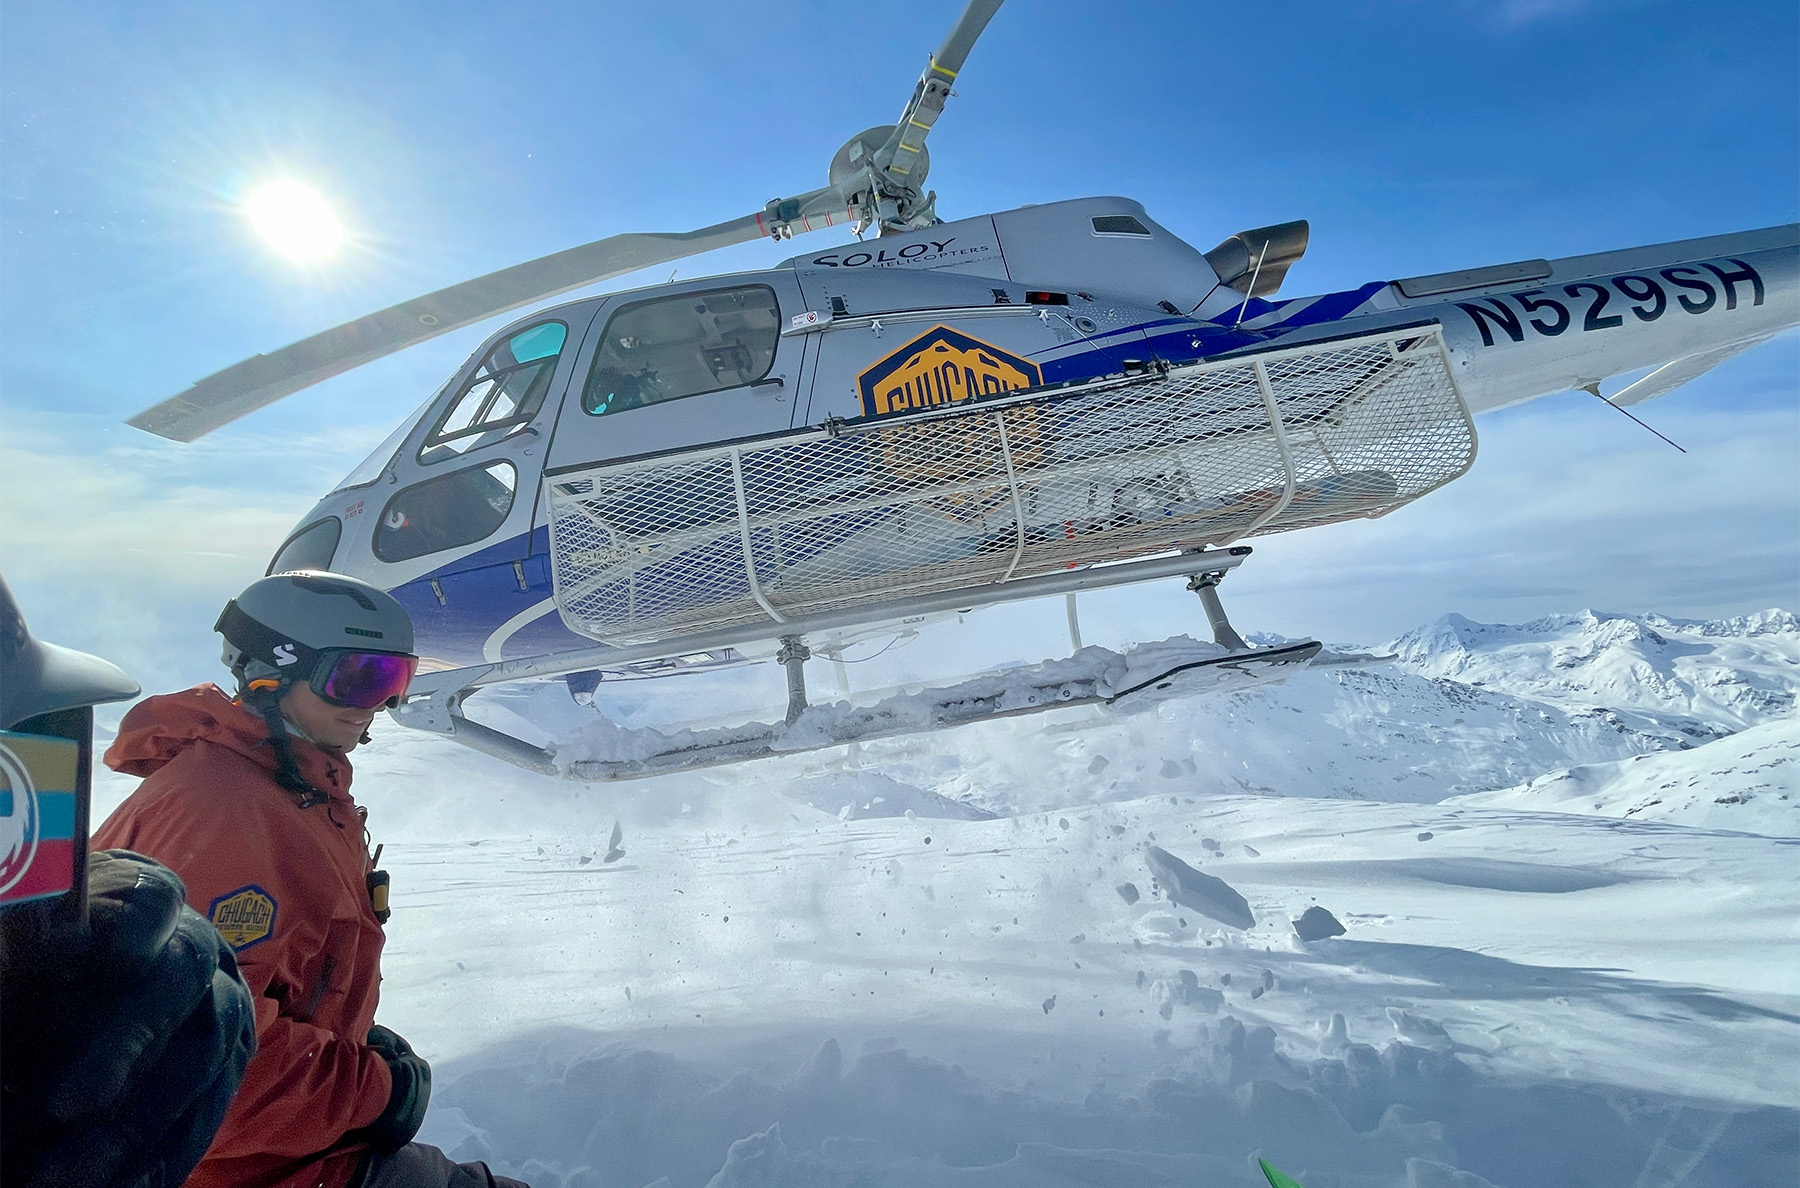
[
  {"xmin": 0, "ymin": 408, "xmax": 391, "ymax": 697},
  {"xmin": 5, "ymin": 426, "xmax": 305, "ymax": 589},
  {"xmin": 1193, "ymin": 390, "xmax": 1799, "ymax": 642}
]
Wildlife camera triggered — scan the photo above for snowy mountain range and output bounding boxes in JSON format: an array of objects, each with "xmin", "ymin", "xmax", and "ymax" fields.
[{"xmin": 1384, "ymin": 608, "xmax": 1797, "ymax": 732}]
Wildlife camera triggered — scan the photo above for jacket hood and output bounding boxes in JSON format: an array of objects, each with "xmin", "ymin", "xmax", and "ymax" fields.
[{"xmin": 105, "ymin": 684, "xmax": 355, "ymax": 794}]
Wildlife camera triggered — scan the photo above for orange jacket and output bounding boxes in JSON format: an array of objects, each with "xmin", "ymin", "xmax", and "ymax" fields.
[{"xmin": 95, "ymin": 685, "xmax": 394, "ymax": 1188}]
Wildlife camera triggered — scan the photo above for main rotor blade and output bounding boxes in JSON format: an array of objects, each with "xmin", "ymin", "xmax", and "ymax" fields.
[
  {"xmin": 879, "ymin": 0, "xmax": 1006, "ymax": 195},
  {"xmin": 129, "ymin": 211, "xmax": 777, "ymax": 441}
]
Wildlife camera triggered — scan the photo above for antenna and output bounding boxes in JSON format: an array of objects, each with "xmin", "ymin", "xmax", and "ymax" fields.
[
  {"xmin": 1233, "ymin": 244, "xmax": 1270, "ymax": 329},
  {"xmin": 1581, "ymin": 383, "xmax": 1686, "ymax": 454}
]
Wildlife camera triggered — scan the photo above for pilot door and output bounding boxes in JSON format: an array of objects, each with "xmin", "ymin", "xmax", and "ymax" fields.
[
  {"xmin": 365, "ymin": 313, "xmax": 593, "ymax": 665},
  {"xmin": 546, "ymin": 274, "xmax": 809, "ymax": 470}
]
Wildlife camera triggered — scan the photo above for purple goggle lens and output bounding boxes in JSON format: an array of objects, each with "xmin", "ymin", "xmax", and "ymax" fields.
[{"xmin": 315, "ymin": 651, "xmax": 418, "ymax": 710}]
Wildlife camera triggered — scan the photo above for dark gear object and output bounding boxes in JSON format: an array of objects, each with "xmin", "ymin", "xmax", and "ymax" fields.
[
  {"xmin": 0, "ymin": 849, "xmax": 258, "ymax": 1188},
  {"xmin": 360, "ymin": 1024, "xmax": 433, "ymax": 1151}
]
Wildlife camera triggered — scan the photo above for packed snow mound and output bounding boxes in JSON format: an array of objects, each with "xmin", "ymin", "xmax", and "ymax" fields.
[
  {"xmin": 1385, "ymin": 608, "xmax": 1798, "ymax": 731},
  {"xmin": 1448, "ymin": 717, "xmax": 1800, "ymax": 834}
]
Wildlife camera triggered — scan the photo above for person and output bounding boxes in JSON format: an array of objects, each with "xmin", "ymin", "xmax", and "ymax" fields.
[
  {"xmin": 92, "ymin": 570, "xmax": 529, "ymax": 1188},
  {"xmin": 0, "ymin": 573, "xmax": 256, "ymax": 1188}
]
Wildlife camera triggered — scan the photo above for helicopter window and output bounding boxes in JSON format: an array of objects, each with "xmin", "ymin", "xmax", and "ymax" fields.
[
  {"xmin": 1092, "ymin": 215, "xmax": 1151, "ymax": 237},
  {"xmin": 580, "ymin": 284, "xmax": 779, "ymax": 417},
  {"xmin": 420, "ymin": 321, "xmax": 568, "ymax": 463},
  {"xmin": 373, "ymin": 461, "xmax": 517, "ymax": 564},
  {"xmin": 267, "ymin": 517, "xmax": 343, "ymax": 575}
]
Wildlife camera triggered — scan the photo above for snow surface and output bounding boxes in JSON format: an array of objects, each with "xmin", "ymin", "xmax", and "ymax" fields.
[
  {"xmin": 91, "ymin": 608, "xmax": 1800, "ymax": 1186},
  {"xmin": 1449, "ymin": 718, "xmax": 1799, "ymax": 834}
]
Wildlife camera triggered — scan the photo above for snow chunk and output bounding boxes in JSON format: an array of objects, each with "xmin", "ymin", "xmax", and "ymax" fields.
[
  {"xmin": 703, "ymin": 1122, "xmax": 790, "ymax": 1187},
  {"xmin": 1095, "ymin": 634, "xmax": 1229, "ymax": 701},
  {"xmin": 1407, "ymin": 1157, "xmax": 1502, "ymax": 1188},
  {"xmin": 1387, "ymin": 1007, "xmax": 1453, "ymax": 1050},
  {"xmin": 1294, "ymin": 906, "xmax": 1347, "ymax": 941},
  {"xmin": 1145, "ymin": 844, "xmax": 1254, "ymax": 929},
  {"xmin": 1319, "ymin": 1011, "xmax": 1351, "ymax": 1055}
]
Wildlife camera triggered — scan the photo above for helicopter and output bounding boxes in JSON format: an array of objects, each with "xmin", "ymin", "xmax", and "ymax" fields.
[{"xmin": 126, "ymin": 0, "xmax": 1798, "ymax": 781}]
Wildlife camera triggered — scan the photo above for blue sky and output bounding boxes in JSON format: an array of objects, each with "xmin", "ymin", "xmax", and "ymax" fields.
[{"xmin": 1, "ymin": 0, "xmax": 1795, "ymax": 695}]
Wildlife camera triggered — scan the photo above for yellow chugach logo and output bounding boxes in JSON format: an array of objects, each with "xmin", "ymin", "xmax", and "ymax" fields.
[
  {"xmin": 209, "ymin": 885, "xmax": 277, "ymax": 952},
  {"xmin": 857, "ymin": 325, "xmax": 1042, "ymax": 419}
]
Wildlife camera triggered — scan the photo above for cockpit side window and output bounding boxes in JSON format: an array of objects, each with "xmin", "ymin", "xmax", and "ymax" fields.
[
  {"xmin": 267, "ymin": 517, "xmax": 343, "ymax": 575},
  {"xmin": 373, "ymin": 461, "xmax": 518, "ymax": 563},
  {"xmin": 581, "ymin": 285, "xmax": 779, "ymax": 417},
  {"xmin": 420, "ymin": 321, "xmax": 568, "ymax": 463}
]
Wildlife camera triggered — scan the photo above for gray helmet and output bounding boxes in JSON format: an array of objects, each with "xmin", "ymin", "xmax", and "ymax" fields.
[
  {"xmin": 216, "ymin": 571, "xmax": 415, "ymax": 689},
  {"xmin": 0, "ymin": 574, "xmax": 140, "ymax": 731}
]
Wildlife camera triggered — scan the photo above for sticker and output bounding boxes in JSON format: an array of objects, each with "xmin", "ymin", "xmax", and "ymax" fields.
[
  {"xmin": 856, "ymin": 325, "xmax": 1043, "ymax": 419},
  {"xmin": 0, "ymin": 730, "xmax": 79, "ymax": 906},
  {"xmin": 209, "ymin": 885, "xmax": 278, "ymax": 952}
]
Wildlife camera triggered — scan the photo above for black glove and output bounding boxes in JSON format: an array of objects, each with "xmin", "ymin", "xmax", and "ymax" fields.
[
  {"xmin": 360, "ymin": 1024, "xmax": 431, "ymax": 1151},
  {"xmin": 1, "ymin": 850, "xmax": 258, "ymax": 1188}
]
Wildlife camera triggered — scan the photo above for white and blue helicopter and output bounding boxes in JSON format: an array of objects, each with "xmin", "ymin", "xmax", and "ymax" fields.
[{"xmin": 129, "ymin": 0, "xmax": 1798, "ymax": 780}]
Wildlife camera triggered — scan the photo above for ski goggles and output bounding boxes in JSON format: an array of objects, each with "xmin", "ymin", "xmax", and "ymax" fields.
[{"xmin": 310, "ymin": 650, "xmax": 418, "ymax": 710}]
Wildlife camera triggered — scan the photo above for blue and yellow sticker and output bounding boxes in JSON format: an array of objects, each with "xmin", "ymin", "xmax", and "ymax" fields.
[
  {"xmin": 856, "ymin": 325, "xmax": 1042, "ymax": 419},
  {"xmin": 0, "ymin": 728, "xmax": 80, "ymax": 906},
  {"xmin": 209, "ymin": 884, "xmax": 278, "ymax": 952}
]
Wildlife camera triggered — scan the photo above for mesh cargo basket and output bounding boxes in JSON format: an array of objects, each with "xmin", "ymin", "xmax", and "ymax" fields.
[{"xmin": 545, "ymin": 326, "xmax": 1474, "ymax": 645}]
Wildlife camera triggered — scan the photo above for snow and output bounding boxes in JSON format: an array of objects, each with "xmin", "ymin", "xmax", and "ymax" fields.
[
  {"xmin": 1144, "ymin": 844, "xmax": 1257, "ymax": 930},
  {"xmin": 90, "ymin": 607, "xmax": 1800, "ymax": 1186},
  {"xmin": 1386, "ymin": 609, "xmax": 1800, "ymax": 732},
  {"xmin": 1448, "ymin": 717, "xmax": 1799, "ymax": 834}
]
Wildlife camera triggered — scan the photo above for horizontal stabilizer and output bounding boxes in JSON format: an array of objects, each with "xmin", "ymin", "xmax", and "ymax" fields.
[{"xmin": 1608, "ymin": 334, "xmax": 1776, "ymax": 407}]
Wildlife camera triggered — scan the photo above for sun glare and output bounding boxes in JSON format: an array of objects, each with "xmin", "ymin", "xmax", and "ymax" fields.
[{"xmin": 245, "ymin": 179, "xmax": 344, "ymax": 263}]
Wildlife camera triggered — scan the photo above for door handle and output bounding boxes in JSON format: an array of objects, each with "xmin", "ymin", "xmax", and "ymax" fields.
[{"xmin": 752, "ymin": 376, "xmax": 785, "ymax": 391}]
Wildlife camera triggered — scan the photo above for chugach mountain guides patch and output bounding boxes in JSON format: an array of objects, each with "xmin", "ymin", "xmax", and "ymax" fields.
[{"xmin": 209, "ymin": 885, "xmax": 277, "ymax": 951}]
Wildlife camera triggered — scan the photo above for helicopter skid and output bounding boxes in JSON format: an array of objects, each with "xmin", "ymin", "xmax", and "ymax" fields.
[{"xmin": 465, "ymin": 637, "xmax": 1322, "ymax": 783}]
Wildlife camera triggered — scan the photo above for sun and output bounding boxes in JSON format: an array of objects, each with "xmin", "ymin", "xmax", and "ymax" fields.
[{"xmin": 244, "ymin": 179, "xmax": 344, "ymax": 264}]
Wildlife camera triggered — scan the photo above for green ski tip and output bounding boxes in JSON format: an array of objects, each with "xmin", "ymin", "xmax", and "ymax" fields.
[{"xmin": 1260, "ymin": 1158, "xmax": 1308, "ymax": 1188}]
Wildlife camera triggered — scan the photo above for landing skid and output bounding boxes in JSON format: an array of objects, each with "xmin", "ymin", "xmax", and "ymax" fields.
[
  {"xmin": 551, "ymin": 637, "xmax": 1320, "ymax": 782},
  {"xmin": 388, "ymin": 548, "xmax": 1324, "ymax": 782}
]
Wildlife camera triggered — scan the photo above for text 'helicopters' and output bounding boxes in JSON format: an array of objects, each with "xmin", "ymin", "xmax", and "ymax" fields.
[{"xmin": 128, "ymin": 0, "xmax": 1798, "ymax": 781}]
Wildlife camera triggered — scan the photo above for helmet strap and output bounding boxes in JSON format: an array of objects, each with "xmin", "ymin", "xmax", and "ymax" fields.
[{"xmin": 243, "ymin": 679, "xmax": 330, "ymax": 809}]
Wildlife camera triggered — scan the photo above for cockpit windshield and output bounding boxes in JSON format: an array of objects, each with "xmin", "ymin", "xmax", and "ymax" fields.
[{"xmin": 419, "ymin": 321, "xmax": 567, "ymax": 463}]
